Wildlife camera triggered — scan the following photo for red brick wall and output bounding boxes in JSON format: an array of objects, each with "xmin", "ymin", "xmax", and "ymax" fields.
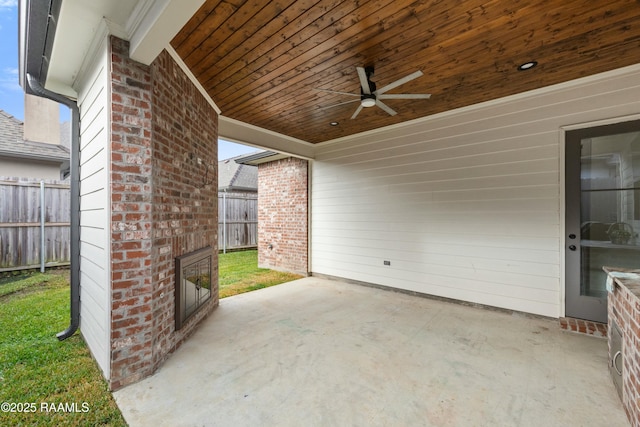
[
  {"xmin": 608, "ymin": 280, "xmax": 640, "ymax": 426},
  {"xmin": 108, "ymin": 36, "xmax": 218, "ymax": 390},
  {"xmin": 150, "ymin": 48, "xmax": 218, "ymax": 366},
  {"xmin": 109, "ymin": 37, "xmax": 154, "ymax": 389},
  {"xmin": 257, "ymin": 157, "xmax": 308, "ymax": 275}
]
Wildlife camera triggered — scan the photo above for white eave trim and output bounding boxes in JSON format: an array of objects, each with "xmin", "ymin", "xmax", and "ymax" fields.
[
  {"xmin": 219, "ymin": 116, "xmax": 316, "ymax": 160},
  {"xmin": 127, "ymin": 0, "xmax": 206, "ymax": 65}
]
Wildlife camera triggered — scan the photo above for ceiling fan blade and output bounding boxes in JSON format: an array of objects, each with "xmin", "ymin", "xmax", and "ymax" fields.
[
  {"xmin": 315, "ymin": 88, "xmax": 360, "ymax": 97},
  {"xmin": 356, "ymin": 67, "xmax": 371, "ymax": 95},
  {"xmin": 377, "ymin": 93, "xmax": 431, "ymax": 100},
  {"xmin": 320, "ymin": 99, "xmax": 361, "ymax": 110},
  {"xmin": 376, "ymin": 70, "xmax": 424, "ymax": 95},
  {"xmin": 350, "ymin": 104, "xmax": 364, "ymax": 119},
  {"xmin": 375, "ymin": 99, "xmax": 397, "ymax": 116}
]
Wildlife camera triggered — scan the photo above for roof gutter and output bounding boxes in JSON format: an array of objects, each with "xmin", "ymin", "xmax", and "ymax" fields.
[
  {"xmin": 20, "ymin": 0, "xmax": 79, "ymax": 340},
  {"xmin": 218, "ymin": 186, "xmax": 258, "ymax": 193},
  {"xmin": 0, "ymin": 150, "xmax": 69, "ymax": 163},
  {"xmin": 234, "ymin": 150, "xmax": 287, "ymax": 165},
  {"xmin": 27, "ymin": 74, "xmax": 80, "ymax": 341},
  {"xmin": 19, "ymin": 0, "xmax": 62, "ymax": 94}
]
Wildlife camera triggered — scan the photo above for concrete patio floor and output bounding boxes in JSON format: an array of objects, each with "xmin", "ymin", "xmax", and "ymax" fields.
[{"xmin": 114, "ymin": 277, "xmax": 627, "ymax": 427}]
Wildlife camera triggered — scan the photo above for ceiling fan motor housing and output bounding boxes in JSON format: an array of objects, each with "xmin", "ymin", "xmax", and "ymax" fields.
[
  {"xmin": 364, "ymin": 66, "xmax": 375, "ymax": 79},
  {"xmin": 318, "ymin": 65, "xmax": 430, "ymax": 119},
  {"xmin": 361, "ymin": 66, "xmax": 376, "ymax": 106}
]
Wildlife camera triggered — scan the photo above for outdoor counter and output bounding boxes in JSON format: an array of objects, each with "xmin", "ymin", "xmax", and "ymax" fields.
[{"xmin": 604, "ymin": 266, "xmax": 640, "ymax": 426}]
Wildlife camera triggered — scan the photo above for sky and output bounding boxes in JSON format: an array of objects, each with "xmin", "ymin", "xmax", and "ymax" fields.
[
  {"xmin": 218, "ymin": 139, "xmax": 260, "ymax": 160},
  {"xmin": 0, "ymin": 1, "xmax": 257, "ymax": 160},
  {"xmin": 0, "ymin": 0, "xmax": 23, "ymax": 120}
]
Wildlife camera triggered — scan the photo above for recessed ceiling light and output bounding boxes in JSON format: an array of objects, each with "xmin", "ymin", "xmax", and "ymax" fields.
[
  {"xmin": 517, "ymin": 61, "xmax": 538, "ymax": 71},
  {"xmin": 330, "ymin": 121, "xmax": 339, "ymax": 126}
]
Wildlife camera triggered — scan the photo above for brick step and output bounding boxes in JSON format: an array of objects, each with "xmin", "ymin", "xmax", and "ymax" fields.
[{"xmin": 559, "ymin": 317, "xmax": 607, "ymax": 337}]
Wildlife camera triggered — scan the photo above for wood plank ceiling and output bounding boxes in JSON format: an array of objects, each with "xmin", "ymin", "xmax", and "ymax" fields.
[{"xmin": 171, "ymin": 0, "xmax": 640, "ymax": 144}]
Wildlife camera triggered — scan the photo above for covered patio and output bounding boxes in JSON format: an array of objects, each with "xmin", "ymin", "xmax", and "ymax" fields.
[
  {"xmin": 114, "ymin": 277, "xmax": 625, "ymax": 426},
  {"xmin": 17, "ymin": 1, "xmax": 640, "ymax": 423}
]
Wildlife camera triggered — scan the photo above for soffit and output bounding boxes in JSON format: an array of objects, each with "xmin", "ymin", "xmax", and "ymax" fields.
[{"xmin": 45, "ymin": 0, "xmax": 139, "ymax": 95}]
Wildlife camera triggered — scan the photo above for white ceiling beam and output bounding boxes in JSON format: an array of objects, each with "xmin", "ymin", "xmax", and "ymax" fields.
[
  {"xmin": 219, "ymin": 116, "xmax": 316, "ymax": 160},
  {"xmin": 127, "ymin": 0, "xmax": 205, "ymax": 65}
]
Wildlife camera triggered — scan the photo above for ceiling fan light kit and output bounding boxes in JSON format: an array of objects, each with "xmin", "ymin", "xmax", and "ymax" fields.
[
  {"xmin": 361, "ymin": 96, "xmax": 376, "ymax": 108},
  {"xmin": 319, "ymin": 66, "xmax": 431, "ymax": 119}
]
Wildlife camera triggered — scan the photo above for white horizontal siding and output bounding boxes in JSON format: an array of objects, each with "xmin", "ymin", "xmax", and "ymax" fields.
[
  {"xmin": 76, "ymin": 36, "xmax": 110, "ymax": 379},
  {"xmin": 312, "ymin": 65, "xmax": 640, "ymax": 318},
  {"xmin": 80, "ymin": 163, "xmax": 106, "ymax": 194}
]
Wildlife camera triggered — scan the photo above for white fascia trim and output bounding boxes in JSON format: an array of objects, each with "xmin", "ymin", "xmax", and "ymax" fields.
[
  {"xmin": 219, "ymin": 116, "xmax": 316, "ymax": 160},
  {"xmin": 125, "ymin": 0, "xmax": 157, "ymax": 41},
  {"xmin": 127, "ymin": 0, "xmax": 206, "ymax": 65},
  {"xmin": 166, "ymin": 46, "xmax": 221, "ymax": 115}
]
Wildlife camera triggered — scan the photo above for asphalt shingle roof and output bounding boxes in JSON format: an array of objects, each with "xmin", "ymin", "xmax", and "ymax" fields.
[
  {"xmin": 0, "ymin": 110, "xmax": 69, "ymax": 162},
  {"xmin": 218, "ymin": 153, "xmax": 259, "ymax": 191}
]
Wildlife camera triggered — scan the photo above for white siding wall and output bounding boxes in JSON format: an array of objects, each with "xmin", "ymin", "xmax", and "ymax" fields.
[
  {"xmin": 75, "ymin": 37, "xmax": 111, "ymax": 378},
  {"xmin": 312, "ymin": 65, "xmax": 640, "ymax": 318}
]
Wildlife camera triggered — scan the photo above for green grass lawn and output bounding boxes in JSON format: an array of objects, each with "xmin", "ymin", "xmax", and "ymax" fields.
[
  {"xmin": 218, "ymin": 250, "xmax": 303, "ymax": 298},
  {"xmin": 0, "ymin": 251, "xmax": 298, "ymax": 426},
  {"xmin": 0, "ymin": 271, "xmax": 126, "ymax": 427}
]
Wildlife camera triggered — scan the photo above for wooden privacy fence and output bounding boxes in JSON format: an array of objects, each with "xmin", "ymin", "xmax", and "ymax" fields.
[
  {"xmin": 218, "ymin": 192, "xmax": 257, "ymax": 251},
  {"xmin": 0, "ymin": 177, "xmax": 71, "ymax": 272},
  {"xmin": 1, "ymin": 182, "xmax": 254, "ymax": 270}
]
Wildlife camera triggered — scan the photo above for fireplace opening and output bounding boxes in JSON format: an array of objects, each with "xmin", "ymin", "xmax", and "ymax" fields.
[{"xmin": 175, "ymin": 246, "xmax": 213, "ymax": 330}]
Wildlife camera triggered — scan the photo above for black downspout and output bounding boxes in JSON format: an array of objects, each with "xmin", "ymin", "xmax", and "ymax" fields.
[{"xmin": 27, "ymin": 73, "xmax": 80, "ymax": 340}]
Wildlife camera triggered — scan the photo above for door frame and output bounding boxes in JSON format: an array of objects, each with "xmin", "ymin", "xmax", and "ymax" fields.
[{"xmin": 561, "ymin": 116, "xmax": 640, "ymax": 321}]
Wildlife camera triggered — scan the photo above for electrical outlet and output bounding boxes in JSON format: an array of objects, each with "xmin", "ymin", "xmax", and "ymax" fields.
[{"xmin": 383, "ymin": 260, "xmax": 391, "ymax": 266}]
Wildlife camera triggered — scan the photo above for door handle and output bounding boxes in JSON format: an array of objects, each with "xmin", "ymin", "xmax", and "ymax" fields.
[{"xmin": 568, "ymin": 245, "xmax": 577, "ymax": 251}]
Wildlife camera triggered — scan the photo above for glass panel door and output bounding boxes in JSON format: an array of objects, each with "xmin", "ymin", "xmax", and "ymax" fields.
[{"xmin": 565, "ymin": 121, "xmax": 640, "ymax": 322}]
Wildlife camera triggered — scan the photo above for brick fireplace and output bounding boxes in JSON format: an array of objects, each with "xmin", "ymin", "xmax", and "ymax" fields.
[
  {"xmin": 175, "ymin": 247, "xmax": 214, "ymax": 330},
  {"xmin": 108, "ymin": 36, "xmax": 219, "ymax": 390}
]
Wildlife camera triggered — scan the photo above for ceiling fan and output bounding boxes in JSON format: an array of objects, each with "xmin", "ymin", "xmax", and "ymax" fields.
[{"xmin": 318, "ymin": 66, "xmax": 431, "ymax": 119}]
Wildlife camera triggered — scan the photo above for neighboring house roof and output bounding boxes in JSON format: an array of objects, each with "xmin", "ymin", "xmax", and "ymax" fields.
[
  {"xmin": 234, "ymin": 150, "xmax": 290, "ymax": 166},
  {"xmin": 0, "ymin": 110, "xmax": 69, "ymax": 162},
  {"xmin": 218, "ymin": 153, "xmax": 258, "ymax": 192}
]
